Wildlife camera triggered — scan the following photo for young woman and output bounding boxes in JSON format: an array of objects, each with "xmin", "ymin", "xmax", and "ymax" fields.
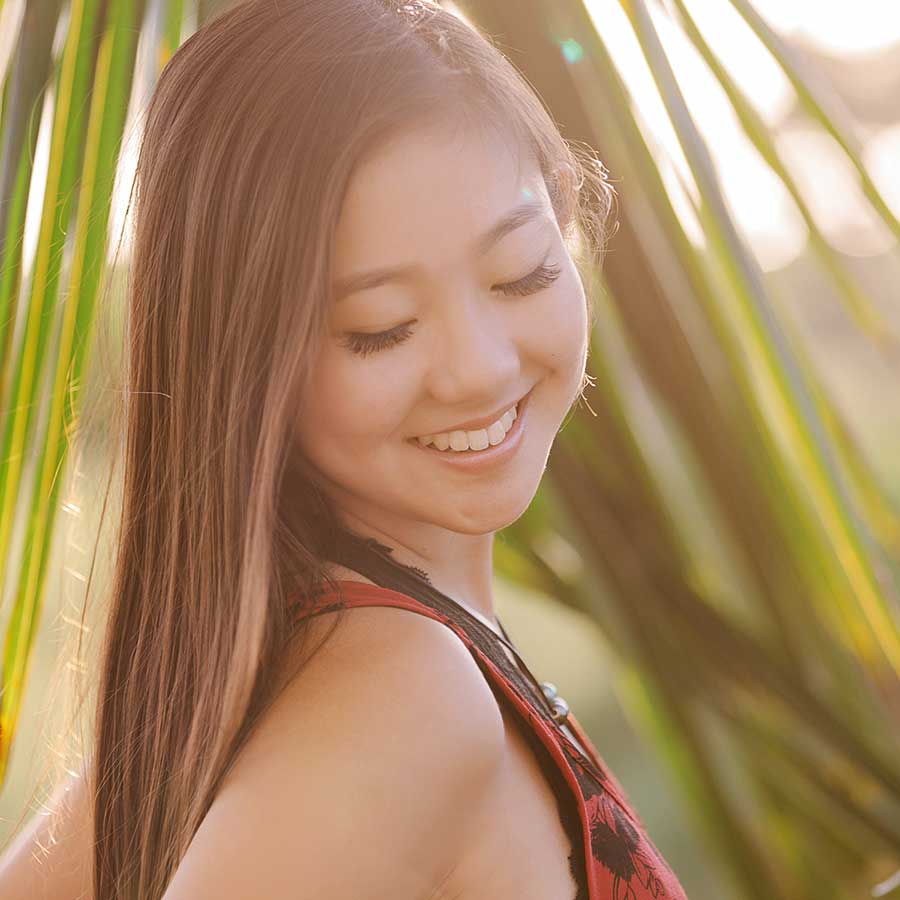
[{"xmin": 0, "ymin": 1, "xmax": 691, "ymax": 898}]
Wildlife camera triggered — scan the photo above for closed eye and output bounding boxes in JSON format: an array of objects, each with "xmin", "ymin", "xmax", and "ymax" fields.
[
  {"xmin": 494, "ymin": 261, "xmax": 562, "ymax": 296},
  {"xmin": 340, "ymin": 260, "xmax": 563, "ymax": 357}
]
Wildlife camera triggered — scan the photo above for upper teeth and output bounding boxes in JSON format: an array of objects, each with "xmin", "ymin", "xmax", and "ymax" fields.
[{"xmin": 416, "ymin": 403, "xmax": 518, "ymax": 451}]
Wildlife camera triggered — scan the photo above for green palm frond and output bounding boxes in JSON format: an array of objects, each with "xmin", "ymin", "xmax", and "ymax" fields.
[{"xmin": 0, "ymin": 0, "xmax": 145, "ymax": 781}]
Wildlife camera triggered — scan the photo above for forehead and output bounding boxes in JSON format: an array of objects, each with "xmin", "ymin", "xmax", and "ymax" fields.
[{"xmin": 332, "ymin": 118, "xmax": 550, "ymax": 272}]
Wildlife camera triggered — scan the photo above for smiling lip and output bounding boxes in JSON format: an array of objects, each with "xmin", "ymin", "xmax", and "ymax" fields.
[
  {"xmin": 410, "ymin": 392, "xmax": 528, "ymax": 439},
  {"xmin": 407, "ymin": 387, "xmax": 532, "ymax": 471}
]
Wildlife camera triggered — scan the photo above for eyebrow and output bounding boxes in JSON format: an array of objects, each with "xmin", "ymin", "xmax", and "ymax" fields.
[{"xmin": 332, "ymin": 198, "xmax": 550, "ymax": 302}]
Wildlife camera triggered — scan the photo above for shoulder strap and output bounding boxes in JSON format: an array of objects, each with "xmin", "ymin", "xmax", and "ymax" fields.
[
  {"xmin": 291, "ymin": 529, "xmax": 565, "ymax": 725},
  {"xmin": 294, "ymin": 579, "xmax": 448, "ymax": 625}
]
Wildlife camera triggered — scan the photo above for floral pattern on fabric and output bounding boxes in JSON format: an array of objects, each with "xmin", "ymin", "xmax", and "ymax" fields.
[
  {"xmin": 565, "ymin": 745, "xmax": 678, "ymax": 899},
  {"xmin": 512, "ymin": 695, "xmax": 685, "ymax": 900}
]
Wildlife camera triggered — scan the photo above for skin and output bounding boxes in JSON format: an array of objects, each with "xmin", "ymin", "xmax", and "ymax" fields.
[{"xmin": 295, "ymin": 115, "xmax": 589, "ymax": 625}]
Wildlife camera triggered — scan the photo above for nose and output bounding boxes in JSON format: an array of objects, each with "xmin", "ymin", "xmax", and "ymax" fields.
[{"xmin": 423, "ymin": 296, "xmax": 520, "ymax": 403}]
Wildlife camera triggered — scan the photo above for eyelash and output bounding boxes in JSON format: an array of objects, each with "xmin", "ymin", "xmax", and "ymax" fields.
[{"xmin": 340, "ymin": 262, "xmax": 563, "ymax": 357}]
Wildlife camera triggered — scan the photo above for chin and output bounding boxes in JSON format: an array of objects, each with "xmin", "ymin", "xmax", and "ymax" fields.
[{"xmin": 444, "ymin": 484, "xmax": 542, "ymax": 534}]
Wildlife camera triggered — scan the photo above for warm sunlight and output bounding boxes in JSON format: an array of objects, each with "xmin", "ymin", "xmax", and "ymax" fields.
[
  {"xmin": 581, "ymin": 0, "xmax": 899, "ymax": 271},
  {"xmin": 750, "ymin": 0, "xmax": 900, "ymax": 56}
]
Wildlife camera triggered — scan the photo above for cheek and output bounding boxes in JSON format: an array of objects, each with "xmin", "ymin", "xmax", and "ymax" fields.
[
  {"xmin": 531, "ymin": 268, "xmax": 589, "ymax": 375},
  {"xmin": 295, "ymin": 346, "xmax": 401, "ymax": 460}
]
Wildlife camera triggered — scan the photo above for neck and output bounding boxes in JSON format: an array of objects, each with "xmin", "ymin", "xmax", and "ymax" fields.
[{"xmin": 326, "ymin": 525, "xmax": 501, "ymax": 633}]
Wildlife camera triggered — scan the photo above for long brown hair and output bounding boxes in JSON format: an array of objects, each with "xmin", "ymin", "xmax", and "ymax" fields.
[{"xmin": 60, "ymin": 1, "xmax": 618, "ymax": 896}]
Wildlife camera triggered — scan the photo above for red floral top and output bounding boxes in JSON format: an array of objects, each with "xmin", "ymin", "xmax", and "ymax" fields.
[{"xmin": 291, "ymin": 580, "xmax": 689, "ymax": 900}]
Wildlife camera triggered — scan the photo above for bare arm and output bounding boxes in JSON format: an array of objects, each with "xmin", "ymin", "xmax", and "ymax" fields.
[
  {"xmin": 0, "ymin": 764, "xmax": 93, "ymax": 900},
  {"xmin": 162, "ymin": 606, "xmax": 507, "ymax": 899}
]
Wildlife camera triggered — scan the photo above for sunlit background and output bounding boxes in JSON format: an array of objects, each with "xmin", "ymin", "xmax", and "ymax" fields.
[
  {"xmin": 11, "ymin": 0, "xmax": 900, "ymax": 273},
  {"xmin": 552, "ymin": 0, "xmax": 900, "ymax": 506}
]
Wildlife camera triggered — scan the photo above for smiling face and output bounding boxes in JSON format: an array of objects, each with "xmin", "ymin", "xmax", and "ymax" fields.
[{"xmin": 294, "ymin": 115, "xmax": 589, "ymax": 543}]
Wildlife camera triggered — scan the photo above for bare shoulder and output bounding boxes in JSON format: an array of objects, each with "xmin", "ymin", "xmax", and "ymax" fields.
[{"xmin": 162, "ymin": 599, "xmax": 507, "ymax": 900}]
